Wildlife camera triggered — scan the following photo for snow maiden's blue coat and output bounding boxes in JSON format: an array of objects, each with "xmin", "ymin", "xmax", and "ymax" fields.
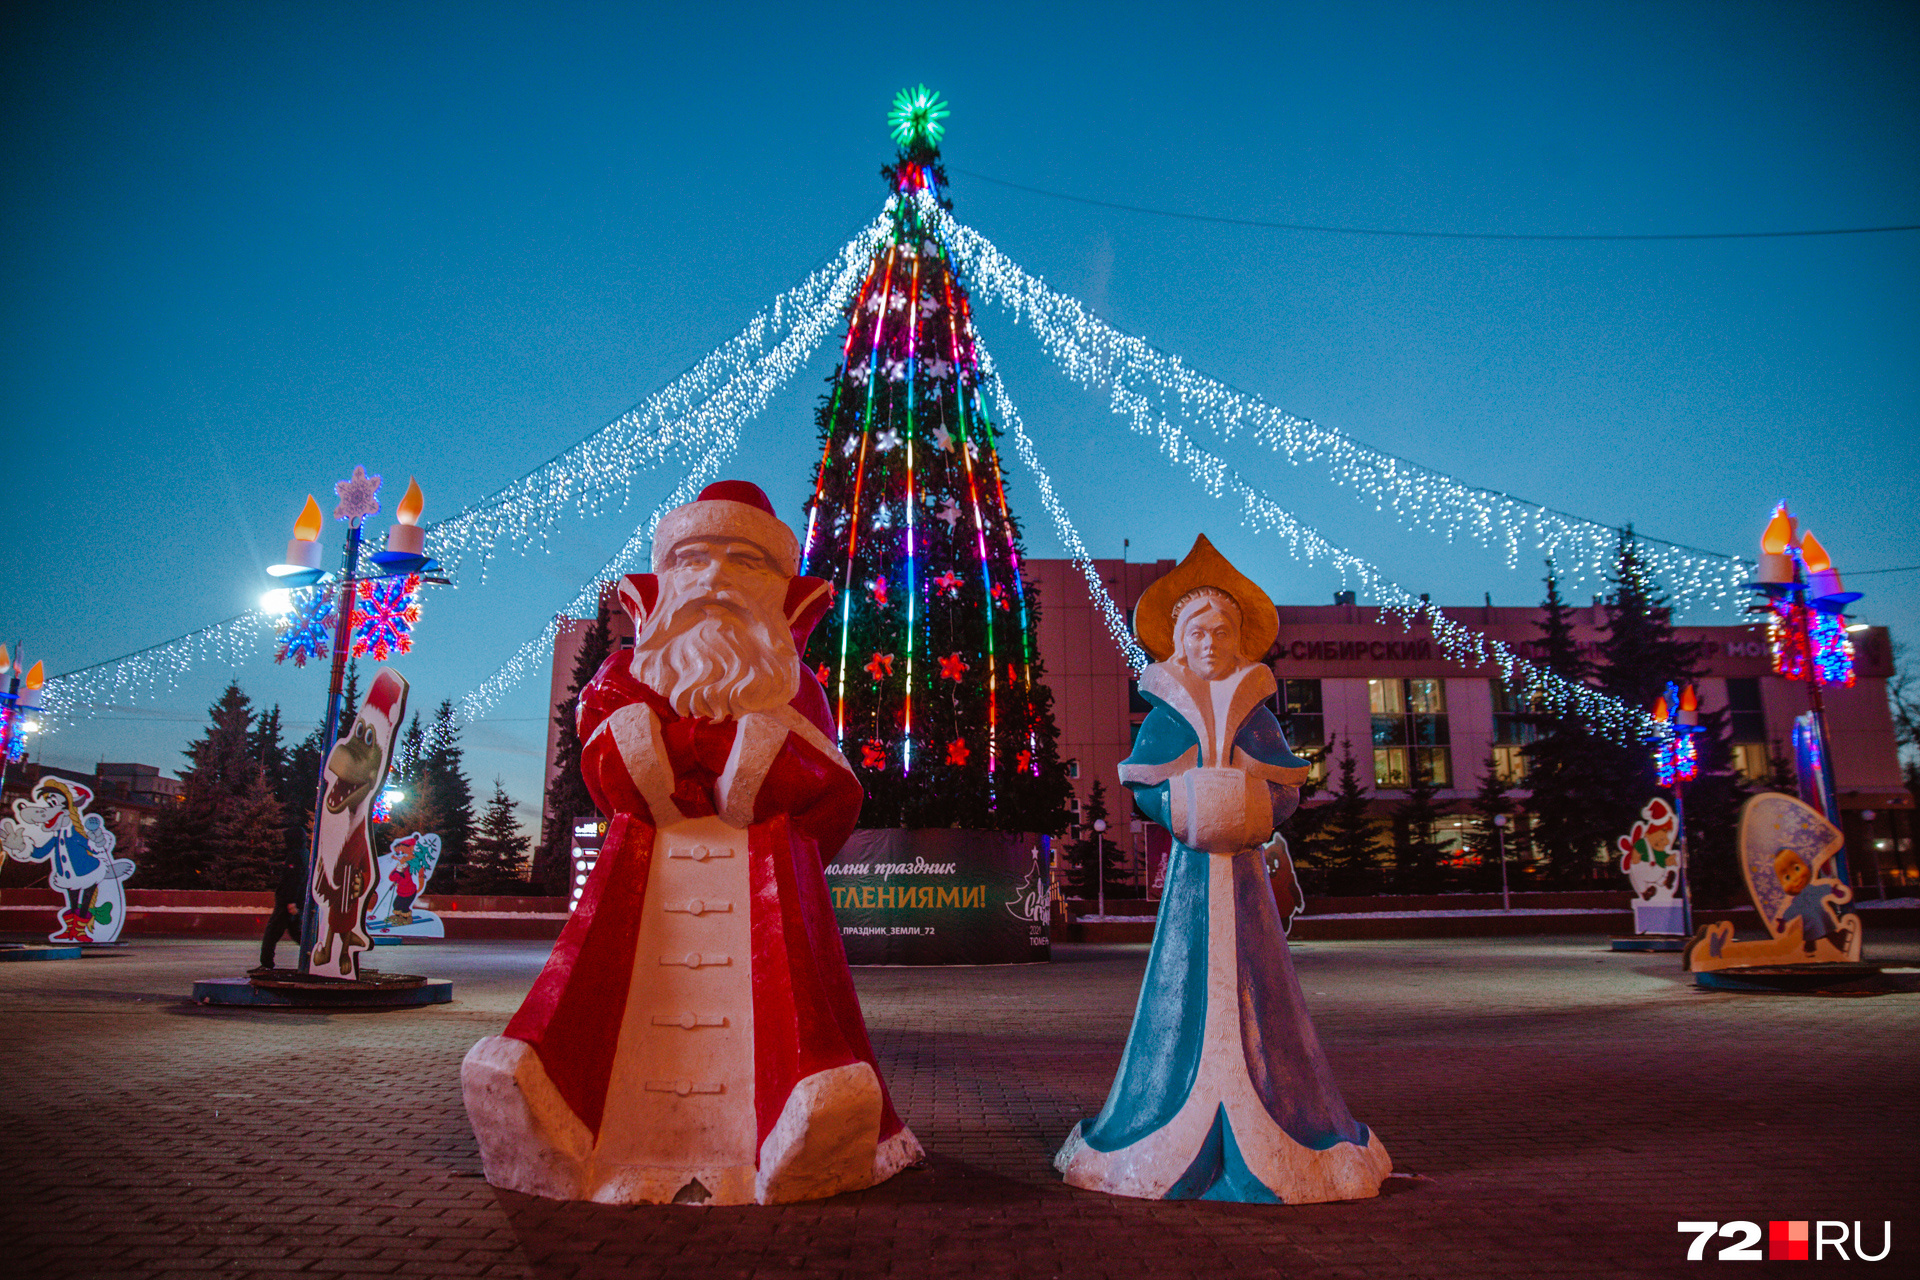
[{"xmin": 1055, "ymin": 659, "xmax": 1391, "ymax": 1203}]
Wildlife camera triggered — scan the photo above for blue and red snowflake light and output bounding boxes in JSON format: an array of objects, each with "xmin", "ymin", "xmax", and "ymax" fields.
[
  {"xmin": 273, "ymin": 585, "xmax": 336, "ymax": 667},
  {"xmin": 351, "ymin": 575, "xmax": 423, "ymax": 661}
]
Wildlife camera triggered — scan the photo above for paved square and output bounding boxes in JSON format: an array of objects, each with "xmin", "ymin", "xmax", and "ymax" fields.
[{"xmin": 2, "ymin": 933, "xmax": 1914, "ymax": 1278}]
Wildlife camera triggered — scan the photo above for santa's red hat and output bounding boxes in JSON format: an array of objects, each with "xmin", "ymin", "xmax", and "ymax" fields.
[{"xmin": 651, "ymin": 480, "xmax": 800, "ymax": 577}]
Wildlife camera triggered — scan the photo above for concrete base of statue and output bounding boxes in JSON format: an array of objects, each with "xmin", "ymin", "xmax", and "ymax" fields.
[
  {"xmin": 1611, "ymin": 934, "xmax": 1688, "ymax": 952},
  {"xmin": 463, "ymin": 1036, "xmax": 922, "ymax": 1205}
]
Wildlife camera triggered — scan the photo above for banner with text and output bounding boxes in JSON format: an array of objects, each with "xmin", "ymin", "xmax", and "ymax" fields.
[{"xmin": 827, "ymin": 829, "xmax": 1051, "ymax": 965}]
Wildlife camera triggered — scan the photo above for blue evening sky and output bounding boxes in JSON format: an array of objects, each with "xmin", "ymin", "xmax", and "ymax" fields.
[{"xmin": 2, "ymin": 1, "xmax": 1914, "ymax": 824}]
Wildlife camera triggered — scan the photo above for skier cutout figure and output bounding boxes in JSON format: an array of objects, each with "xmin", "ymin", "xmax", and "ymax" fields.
[
  {"xmin": 1772, "ymin": 849, "xmax": 1854, "ymax": 957},
  {"xmin": 385, "ymin": 833, "xmax": 429, "ymax": 925}
]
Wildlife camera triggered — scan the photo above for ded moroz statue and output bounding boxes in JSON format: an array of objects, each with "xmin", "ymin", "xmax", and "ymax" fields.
[
  {"xmin": 1054, "ymin": 534, "xmax": 1391, "ymax": 1203},
  {"xmin": 462, "ymin": 481, "xmax": 923, "ymax": 1205}
]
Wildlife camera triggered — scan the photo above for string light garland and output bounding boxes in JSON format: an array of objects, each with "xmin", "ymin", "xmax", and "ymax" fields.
[
  {"xmin": 35, "ymin": 213, "xmax": 887, "ymax": 740},
  {"xmin": 417, "ymin": 206, "xmax": 896, "ymax": 583},
  {"xmin": 971, "ymin": 329, "xmax": 1653, "ymax": 740},
  {"xmin": 37, "ymin": 613, "xmax": 273, "ymax": 731},
  {"xmin": 917, "ymin": 193, "xmax": 1750, "ymax": 610},
  {"xmin": 40, "ymin": 177, "xmax": 1745, "ymax": 758},
  {"xmin": 973, "ymin": 341, "xmax": 1148, "ymax": 673}
]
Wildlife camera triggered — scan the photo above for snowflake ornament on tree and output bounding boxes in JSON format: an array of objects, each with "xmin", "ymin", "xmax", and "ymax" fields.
[
  {"xmin": 351, "ymin": 574, "xmax": 422, "ymax": 660},
  {"xmin": 273, "ymin": 584, "xmax": 336, "ymax": 667}
]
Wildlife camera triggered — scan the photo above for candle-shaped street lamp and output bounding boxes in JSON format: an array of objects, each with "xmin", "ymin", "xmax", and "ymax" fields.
[
  {"xmin": 269, "ymin": 496, "xmax": 327, "ymax": 579},
  {"xmin": 379, "ymin": 477, "xmax": 427, "ymax": 560},
  {"xmin": 0, "ymin": 646, "xmax": 48, "ymax": 795},
  {"xmin": 261, "ymin": 466, "xmax": 445, "ymax": 974},
  {"xmin": 1744, "ymin": 504, "xmax": 1863, "ymax": 877},
  {"xmin": 1649, "ymin": 681, "xmax": 1702, "ymax": 938}
]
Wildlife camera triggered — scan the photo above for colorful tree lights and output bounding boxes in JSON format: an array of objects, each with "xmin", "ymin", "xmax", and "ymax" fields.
[{"xmin": 797, "ymin": 93, "xmax": 1071, "ymax": 830}]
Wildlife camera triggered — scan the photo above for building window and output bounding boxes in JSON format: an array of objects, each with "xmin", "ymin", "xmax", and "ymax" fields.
[
  {"xmin": 1066, "ymin": 759, "xmax": 1081, "ymax": 780},
  {"xmin": 1370, "ymin": 678, "xmax": 1450, "ymax": 788},
  {"xmin": 1726, "ymin": 678, "xmax": 1768, "ymax": 782},
  {"xmin": 1272, "ymin": 679, "xmax": 1327, "ymax": 782},
  {"xmin": 1491, "ymin": 680, "xmax": 1539, "ymax": 784}
]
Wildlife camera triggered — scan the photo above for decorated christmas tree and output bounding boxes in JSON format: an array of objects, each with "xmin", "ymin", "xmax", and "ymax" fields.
[{"xmin": 799, "ymin": 87, "xmax": 1071, "ymax": 833}]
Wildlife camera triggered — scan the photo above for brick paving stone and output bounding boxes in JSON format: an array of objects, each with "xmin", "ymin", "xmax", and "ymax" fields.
[{"xmin": 1, "ymin": 933, "xmax": 1915, "ymax": 1278}]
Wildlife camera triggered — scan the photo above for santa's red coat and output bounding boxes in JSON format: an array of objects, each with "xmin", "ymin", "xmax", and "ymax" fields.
[{"xmin": 501, "ymin": 600, "xmax": 906, "ymax": 1156}]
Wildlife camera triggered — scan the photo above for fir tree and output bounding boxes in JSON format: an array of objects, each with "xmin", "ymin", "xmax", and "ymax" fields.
[
  {"xmin": 208, "ymin": 763, "xmax": 286, "ymax": 889},
  {"xmin": 284, "ymin": 724, "xmax": 325, "ymax": 863},
  {"xmin": 534, "ymin": 599, "xmax": 613, "ymax": 894},
  {"xmin": 1069, "ymin": 780, "xmax": 1114, "ymax": 900},
  {"xmin": 1764, "ymin": 740, "xmax": 1797, "ymax": 795},
  {"xmin": 419, "ymin": 700, "xmax": 474, "ymax": 891},
  {"xmin": 464, "ymin": 778, "xmax": 532, "ymax": 893},
  {"xmin": 1522, "ymin": 570, "xmax": 1612, "ymax": 886},
  {"xmin": 1391, "ymin": 762, "xmax": 1446, "ymax": 893},
  {"xmin": 379, "ymin": 713, "xmax": 429, "ymax": 860},
  {"xmin": 1468, "ymin": 754, "xmax": 1520, "ymax": 894},
  {"xmin": 1319, "ymin": 738, "xmax": 1380, "ymax": 895},
  {"xmin": 252, "ymin": 704, "xmax": 313, "ymax": 868},
  {"xmin": 796, "ymin": 101, "xmax": 1071, "ymax": 835},
  {"xmin": 1276, "ymin": 746, "xmax": 1330, "ymax": 883},
  {"xmin": 1592, "ymin": 528, "xmax": 1705, "ymax": 850},
  {"xmin": 333, "ymin": 660, "xmax": 362, "ymax": 740},
  {"xmin": 146, "ymin": 683, "xmax": 286, "ymax": 889},
  {"xmin": 249, "ymin": 705, "xmax": 289, "ymax": 798}
]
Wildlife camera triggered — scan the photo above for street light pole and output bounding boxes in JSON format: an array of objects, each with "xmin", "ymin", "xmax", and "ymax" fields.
[
  {"xmin": 265, "ymin": 472, "xmax": 442, "ymax": 978},
  {"xmin": 296, "ymin": 521, "xmax": 366, "ymax": 973},
  {"xmin": 1094, "ymin": 818, "xmax": 1108, "ymax": 918},
  {"xmin": 1493, "ymin": 813, "xmax": 1510, "ymax": 912}
]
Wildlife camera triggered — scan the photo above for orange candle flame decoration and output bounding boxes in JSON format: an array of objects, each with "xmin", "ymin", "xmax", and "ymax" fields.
[
  {"xmin": 1651, "ymin": 695, "xmax": 1669, "ymax": 721},
  {"xmin": 293, "ymin": 495, "xmax": 324, "ymax": 542},
  {"xmin": 1760, "ymin": 504, "xmax": 1796, "ymax": 555},
  {"xmin": 0, "ymin": 644, "xmax": 10, "ymax": 675},
  {"xmin": 1679, "ymin": 684, "xmax": 1697, "ymax": 713},
  {"xmin": 396, "ymin": 477, "xmax": 424, "ymax": 527},
  {"xmin": 24, "ymin": 661, "xmax": 44, "ymax": 691},
  {"xmin": 1799, "ymin": 531, "xmax": 1833, "ymax": 574}
]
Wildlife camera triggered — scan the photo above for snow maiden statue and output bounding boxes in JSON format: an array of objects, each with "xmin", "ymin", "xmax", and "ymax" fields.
[{"xmin": 1055, "ymin": 535, "xmax": 1390, "ymax": 1203}]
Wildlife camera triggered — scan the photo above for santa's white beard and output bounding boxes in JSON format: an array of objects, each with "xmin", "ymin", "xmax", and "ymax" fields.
[{"xmin": 630, "ymin": 592, "xmax": 799, "ymax": 721}]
